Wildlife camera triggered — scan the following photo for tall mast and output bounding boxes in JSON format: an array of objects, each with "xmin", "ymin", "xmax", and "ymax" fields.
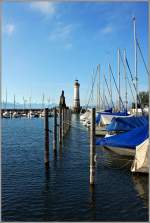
[
  {"xmin": 42, "ymin": 93, "xmax": 45, "ymax": 109},
  {"xmin": 124, "ymin": 49, "xmax": 128, "ymax": 111},
  {"xmin": 91, "ymin": 72, "xmax": 94, "ymax": 107},
  {"xmin": 48, "ymin": 96, "xmax": 50, "ymax": 108},
  {"xmin": 14, "ymin": 94, "xmax": 16, "ymax": 110},
  {"xmin": 29, "ymin": 96, "xmax": 31, "ymax": 110},
  {"xmin": 108, "ymin": 64, "xmax": 112, "ymax": 109},
  {"xmin": 117, "ymin": 49, "xmax": 121, "ymax": 111},
  {"xmin": 5, "ymin": 88, "xmax": 7, "ymax": 109},
  {"xmin": 96, "ymin": 81, "xmax": 98, "ymax": 110},
  {"xmin": 98, "ymin": 64, "xmax": 100, "ymax": 111},
  {"xmin": 133, "ymin": 16, "xmax": 138, "ymax": 115},
  {"xmin": 23, "ymin": 97, "xmax": 25, "ymax": 111}
]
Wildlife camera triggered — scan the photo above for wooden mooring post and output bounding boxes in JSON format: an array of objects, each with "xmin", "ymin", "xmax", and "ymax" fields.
[
  {"xmin": 90, "ymin": 108, "xmax": 96, "ymax": 184},
  {"xmin": 44, "ymin": 108, "xmax": 49, "ymax": 166},
  {"xmin": 69, "ymin": 109, "xmax": 71, "ymax": 128},
  {"xmin": 66, "ymin": 109, "xmax": 69, "ymax": 133},
  {"xmin": 53, "ymin": 107, "xmax": 57, "ymax": 152},
  {"xmin": 59, "ymin": 107, "xmax": 62, "ymax": 145},
  {"xmin": 62, "ymin": 108, "xmax": 65, "ymax": 138}
]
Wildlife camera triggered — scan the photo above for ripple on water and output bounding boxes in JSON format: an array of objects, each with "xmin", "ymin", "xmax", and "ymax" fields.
[{"xmin": 2, "ymin": 116, "xmax": 149, "ymax": 221}]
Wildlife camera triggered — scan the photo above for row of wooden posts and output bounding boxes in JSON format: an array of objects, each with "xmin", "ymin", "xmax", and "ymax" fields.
[
  {"xmin": 44, "ymin": 107, "xmax": 72, "ymax": 166},
  {"xmin": 44, "ymin": 106, "xmax": 96, "ymax": 185}
]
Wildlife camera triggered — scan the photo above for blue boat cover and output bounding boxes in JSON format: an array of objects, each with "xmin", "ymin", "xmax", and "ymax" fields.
[
  {"xmin": 96, "ymin": 111, "xmax": 129, "ymax": 124},
  {"xmin": 106, "ymin": 116, "xmax": 148, "ymax": 132},
  {"xmin": 96, "ymin": 113, "xmax": 101, "ymax": 124},
  {"xmin": 96, "ymin": 124, "xmax": 148, "ymax": 149},
  {"xmin": 104, "ymin": 108, "xmax": 112, "ymax": 113}
]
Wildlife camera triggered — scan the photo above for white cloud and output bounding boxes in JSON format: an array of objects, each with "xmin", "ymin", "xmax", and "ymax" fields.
[
  {"xmin": 30, "ymin": 2, "xmax": 55, "ymax": 15},
  {"xmin": 49, "ymin": 24, "xmax": 73, "ymax": 41},
  {"xmin": 101, "ymin": 25, "xmax": 113, "ymax": 34},
  {"xmin": 4, "ymin": 24, "xmax": 15, "ymax": 35}
]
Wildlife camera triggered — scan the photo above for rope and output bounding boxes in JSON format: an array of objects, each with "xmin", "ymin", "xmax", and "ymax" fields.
[
  {"xmin": 96, "ymin": 158, "xmax": 133, "ymax": 170},
  {"xmin": 96, "ymin": 156, "xmax": 133, "ymax": 170},
  {"xmin": 109, "ymin": 64, "xmax": 126, "ymax": 111},
  {"xmin": 126, "ymin": 57, "xmax": 141, "ymax": 104},
  {"xmin": 96, "ymin": 154, "xmax": 133, "ymax": 162},
  {"xmin": 85, "ymin": 66, "xmax": 99, "ymax": 111},
  {"xmin": 119, "ymin": 51, "xmax": 136, "ymax": 105},
  {"xmin": 104, "ymin": 74, "xmax": 115, "ymax": 109},
  {"xmin": 136, "ymin": 39, "xmax": 149, "ymax": 76}
]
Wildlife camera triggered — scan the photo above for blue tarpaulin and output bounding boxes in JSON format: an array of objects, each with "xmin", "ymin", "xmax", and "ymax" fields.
[
  {"xmin": 96, "ymin": 113, "xmax": 101, "ymax": 124},
  {"xmin": 106, "ymin": 116, "xmax": 148, "ymax": 132},
  {"xmin": 104, "ymin": 108, "xmax": 112, "ymax": 113},
  {"xmin": 96, "ymin": 111, "xmax": 129, "ymax": 124},
  {"xmin": 96, "ymin": 124, "xmax": 148, "ymax": 149}
]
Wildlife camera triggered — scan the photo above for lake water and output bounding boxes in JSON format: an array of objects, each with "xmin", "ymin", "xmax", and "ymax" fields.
[{"xmin": 2, "ymin": 114, "xmax": 149, "ymax": 221}]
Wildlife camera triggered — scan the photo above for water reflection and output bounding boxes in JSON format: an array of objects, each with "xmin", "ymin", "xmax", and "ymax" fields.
[
  {"xmin": 132, "ymin": 174, "xmax": 149, "ymax": 208},
  {"xmin": 44, "ymin": 164, "xmax": 50, "ymax": 192},
  {"xmin": 89, "ymin": 184, "xmax": 96, "ymax": 208},
  {"xmin": 59, "ymin": 144, "xmax": 62, "ymax": 159}
]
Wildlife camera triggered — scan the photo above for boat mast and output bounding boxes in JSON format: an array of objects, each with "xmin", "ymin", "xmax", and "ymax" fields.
[
  {"xmin": 124, "ymin": 49, "xmax": 128, "ymax": 112},
  {"xmin": 96, "ymin": 78, "xmax": 98, "ymax": 110},
  {"xmin": 108, "ymin": 64, "xmax": 112, "ymax": 109},
  {"xmin": 14, "ymin": 94, "xmax": 16, "ymax": 110},
  {"xmin": 5, "ymin": 88, "xmax": 7, "ymax": 110},
  {"xmin": 48, "ymin": 96, "xmax": 50, "ymax": 108},
  {"xmin": 42, "ymin": 93, "xmax": 45, "ymax": 109},
  {"xmin": 98, "ymin": 64, "xmax": 100, "ymax": 111},
  {"xmin": 91, "ymin": 71, "xmax": 94, "ymax": 107},
  {"xmin": 29, "ymin": 96, "xmax": 31, "ymax": 110},
  {"xmin": 23, "ymin": 97, "xmax": 25, "ymax": 111},
  {"xmin": 117, "ymin": 49, "xmax": 121, "ymax": 111},
  {"xmin": 133, "ymin": 16, "xmax": 138, "ymax": 115}
]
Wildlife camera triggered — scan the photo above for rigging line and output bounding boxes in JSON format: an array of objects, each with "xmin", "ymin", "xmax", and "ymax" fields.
[
  {"xmin": 85, "ymin": 65, "xmax": 99, "ymax": 111},
  {"xmin": 119, "ymin": 51, "xmax": 136, "ymax": 104},
  {"xmin": 104, "ymin": 94, "xmax": 110, "ymax": 108},
  {"xmin": 104, "ymin": 74, "xmax": 115, "ymax": 109},
  {"xmin": 136, "ymin": 39, "xmax": 149, "ymax": 76},
  {"xmin": 126, "ymin": 57, "xmax": 143, "ymax": 106},
  {"xmin": 80, "ymin": 75, "xmax": 94, "ymax": 114},
  {"xmin": 109, "ymin": 65, "xmax": 125, "ymax": 111},
  {"xmin": 127, "ymin": 76, "xmax": 136, "ymax": 104}
]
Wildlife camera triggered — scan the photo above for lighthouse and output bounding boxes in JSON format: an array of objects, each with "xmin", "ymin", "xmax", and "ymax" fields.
[{"xmin": 73, "ymin": 79, "xmax": 81, "ymax": 113}]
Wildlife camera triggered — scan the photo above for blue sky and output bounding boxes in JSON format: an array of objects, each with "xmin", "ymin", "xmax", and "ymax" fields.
[{"xmin": 2, "ymin": 1, "xmax": 148, "ymax": 107}]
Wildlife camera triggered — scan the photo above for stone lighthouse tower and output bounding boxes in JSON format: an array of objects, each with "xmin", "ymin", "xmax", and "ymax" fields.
[{"xmin": 73, "ymin": 79, "xmax": 80, "ymax": 113}]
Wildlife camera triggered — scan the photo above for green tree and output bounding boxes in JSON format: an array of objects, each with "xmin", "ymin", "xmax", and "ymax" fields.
[
  {"xmin": 139, "ymin": 91, "xmax": 149, "ymax": 107},
  {"xmin": 132, "ymin": 91, "xmax": 149, "ymax": 108}
]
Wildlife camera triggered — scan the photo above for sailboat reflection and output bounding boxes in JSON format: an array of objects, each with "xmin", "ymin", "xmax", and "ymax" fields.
[{"xmin": 132, "ymin": 174, "xmax": 149, "ymax": 208}]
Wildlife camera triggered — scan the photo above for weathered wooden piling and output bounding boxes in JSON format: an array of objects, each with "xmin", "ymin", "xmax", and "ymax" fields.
[
  {"xmin": 62, "ymin": 108, "xmax": 65, "ymax": 138},
  {"xmin": 53, "ymin": 108, "xmax": 57, "ymax": 152},
  {"xmin": 59, "ymin": 107, "xmax": 62, "ymax": 145},
  {"xmin": 65, "ymin": 108, "xmax": 68, "ymax": 134},
  {"xmin": 66, "ymin": 109, "xmax": 69, "ymax": 132},
  {"xmin": 44, "ymin": 108, "xmax": 49, "ymax": 166},
  {"xmin": 90, "ymin": 108, "xmax": 96, "ymax": 184},
  {"xmin": 69, "ymin": 109, "xmax": 71, "ymax": 128}
]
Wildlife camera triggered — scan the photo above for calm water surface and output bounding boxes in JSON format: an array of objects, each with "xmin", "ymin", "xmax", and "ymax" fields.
[{"xmin": 2, "ymin": 114, "xmax": 149, "ymax": 221}]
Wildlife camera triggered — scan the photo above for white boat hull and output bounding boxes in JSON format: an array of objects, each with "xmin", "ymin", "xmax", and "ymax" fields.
[
  {"xmin": 131, "ymin": 139, "xmax": 149, "ymax": 173},
  {"xmin": 104, "ymin": 146, "xmax": 135, "ymax": 157}
]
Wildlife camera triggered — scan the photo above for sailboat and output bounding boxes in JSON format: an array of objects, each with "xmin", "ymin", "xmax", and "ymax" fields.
[{"xmin": 96, "ymin": 124, "xmax": 148, "ymax": 156}]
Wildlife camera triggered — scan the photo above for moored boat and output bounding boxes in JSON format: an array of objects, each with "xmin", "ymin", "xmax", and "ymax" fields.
[{"xmin": 96, "ymin": 124, "xmax": 148, "ymax": 157}]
